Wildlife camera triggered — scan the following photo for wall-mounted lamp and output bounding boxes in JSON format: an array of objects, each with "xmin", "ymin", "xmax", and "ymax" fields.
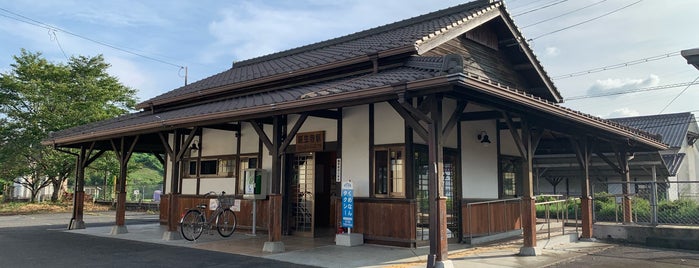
[
  {"xmin": 477, "ymin": 131, "xmax": 491, "ymax": 145},
  {"xmin": 190, "ymin": 140, "xmax": 200, "ymax": 152}
]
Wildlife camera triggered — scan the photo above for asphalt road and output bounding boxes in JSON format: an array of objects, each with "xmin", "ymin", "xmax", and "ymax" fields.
[
  {"xmin": 549, "ymin": 243, "xmax": 699, "ymax": 268},
  {"xmin": 0, "ymin": 218, "xmax": 313, "ymax": 268}
]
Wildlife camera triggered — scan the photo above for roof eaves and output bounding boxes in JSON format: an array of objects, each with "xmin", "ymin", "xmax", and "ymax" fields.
[{"xmin": 453, "ymin": 72, "xmax": 667, "ymax": 150}]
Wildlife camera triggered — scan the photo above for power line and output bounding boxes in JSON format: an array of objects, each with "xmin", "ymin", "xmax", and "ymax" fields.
[
  {"xmin": 552, "ymin": 51, "xmax": 680, "ymax": 80},
  {"xmin": 659, "ymin": 76, "xmax": 699, "ymax": 114},
  {"xmin": 0, "ymin": 7, "xmax": 184, "ymax": 69},
  {"xmin": 513, "ymin": 0, "xmax": 569, "ymax": 17},
  {"xmin": 565, "ymin": 81, "xmax": 699, "ymax": 101},
  {"xmin": 528, "ymin": 0, "xmax": 642, "ymax": 41},
  {"xmin": 522, "ymin": 0, "xmax": 608, "ymax": 29}
]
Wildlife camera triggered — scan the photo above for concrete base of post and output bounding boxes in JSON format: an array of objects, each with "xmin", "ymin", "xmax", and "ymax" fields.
[
  {"xmin": 162, "ymin": 230, "xmax": 181, "ymax": 241},
  {"xmin": 263, "ymin": 241, "xmax": 285, "ymax": 253},
  {"xmin": 335, "ymin": 233, "xmax": 364, "ymax": 246},
  {"xmin": 110, "ymin": 225, "xmax": 128, "ymax": 235},
  {"xmin": 71, "ymin": 220, "xmax": 86, "ymax": 230},
  {"xmin": 518, "ymin": 246, "xmax": 541, "ymax": 256},
  {"xmin": 433, "ymin": 260, "xmax": 454, "ymax": 268},
  {"xmin": 579, "ymin": 237, "xmax": 597, "ymax": 242}
]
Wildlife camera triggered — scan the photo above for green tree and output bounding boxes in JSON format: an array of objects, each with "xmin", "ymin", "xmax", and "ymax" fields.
[{"xmin": 0, "ymin": 49, "xmax": 137, "ymax": 202}]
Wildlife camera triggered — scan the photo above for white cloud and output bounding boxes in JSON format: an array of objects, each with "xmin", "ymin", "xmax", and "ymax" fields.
[
  {"xmin": 545, "ymin": 46, "xmax": 560, "ymax": 57},
  {"xmin": 604, "ymin": 108, "xmax": 640, "ymax": 119},
  {"xmin": 105, "ymin": 56, "xmax": 150, "ymax": 100},
  {"xmin": 587, "ymin": 74, "xmax": 660, "ymax": 98}
]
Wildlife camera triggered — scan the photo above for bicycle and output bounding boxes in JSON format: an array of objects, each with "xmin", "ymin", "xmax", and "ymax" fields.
[{"xmin": 180, "ymin": 191, "xmax": 237, "ymax": 241}]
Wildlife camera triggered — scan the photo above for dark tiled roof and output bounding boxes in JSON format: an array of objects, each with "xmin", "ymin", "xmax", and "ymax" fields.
[
  {"xmin": 138, "ymin": 0, "xmax": 497, "ymax": 108},
  {"xmin": 48, "ymin": 65, "xmax": 441, "ymax": 140},
  {"xmin": 609, "ymin": 112, "xmax": 695, "ymax": 148},
  {"xmin": 661, "ymin": 153, "xmax": 685, "ymax": 176}
]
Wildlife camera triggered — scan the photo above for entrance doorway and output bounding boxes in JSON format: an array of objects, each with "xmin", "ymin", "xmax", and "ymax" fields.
[
  {"xmin": 287, "ymin": 151, "xmax": 338, "ymax": 237},
  {"xmin": 415, "ymin": 147, "xmax": 461, "ymax": 242}
]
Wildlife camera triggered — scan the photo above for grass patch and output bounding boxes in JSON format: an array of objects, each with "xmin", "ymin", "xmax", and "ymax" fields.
[{"xmin": 0, "ymin": 201, "xmax": 111, "ymax": 215}]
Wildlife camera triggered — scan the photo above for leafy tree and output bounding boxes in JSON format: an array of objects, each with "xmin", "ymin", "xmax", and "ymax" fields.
[{"xmin": 0, "ymin": 49, "xmax": 137, "ymax": 202}]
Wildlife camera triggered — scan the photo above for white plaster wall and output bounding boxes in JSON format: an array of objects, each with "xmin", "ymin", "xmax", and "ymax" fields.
[
  {"xmin": 342, "ymin": 105, "xmax": 370, "ymax": 197},
  {"xmin": 461, "ymin": 120, "xmax": 499, "ymax": 199},
  {"xmin": 199, "ymin": 178, "xmax": 236, "ymax": 194},
  {"xmin": 201, "ymin": 128, "xmax": 236, "ymax": 157},
  {"xmin": 287, "ymin": 114, "xmax": 337, "ymax": 143},
  {"xmin": 374, "ymin": 102, "xmax": 404, "ymax": 145},
  {"xmin": 240, "ymin": 122, "xmax": 260, "ymax": 154},
  {"xmin": 181, "ymin": 179, "xmax": 196, "ymax": 194},
  {"xmin": 499, "ymin": 129, "xmax": 521, "ymax": 157}
]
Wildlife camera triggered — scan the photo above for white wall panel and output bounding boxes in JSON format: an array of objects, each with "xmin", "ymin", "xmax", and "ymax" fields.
[
  {"xmin": 374, "ymin": 102, "xmax": 404, "ymax": 145},
  {"xmin": 201, "ymin": 128, "xmax": 236, "ymax": 157},
  {"xmin": 461, "ymin": 120, "xmax": 498, "ymax": 199},
  {"xmin": 342, "ymin": 105, "xmax": 370, "ymax": 197}
]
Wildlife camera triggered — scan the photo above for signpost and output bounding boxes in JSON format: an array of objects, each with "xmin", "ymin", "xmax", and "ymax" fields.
[
  {"xmin": 341, "ymin": 181, "xmax": 354, "ymax": 230},
  {"xmin": 336, "ymin": 179, "xmax": 363, "ymax": 246}
]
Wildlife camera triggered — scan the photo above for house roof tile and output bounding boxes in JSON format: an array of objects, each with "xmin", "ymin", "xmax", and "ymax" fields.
[
  {"xmin": 137, "ymin": 0, "xmax": 498, "ymax": 108},
  {"xmin": 610, "ymin": 112, "xmax": 696, "ymax": 148}
]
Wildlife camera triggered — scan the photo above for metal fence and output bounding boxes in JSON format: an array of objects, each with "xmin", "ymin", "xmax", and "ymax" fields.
[
  {"xmin": 593, "ymin": 181, "xmax": 699, "ymax": 226},
  {"xmin": 75, "ymin": 184, "xmax": 163, "ymax": 203},
  {"xmin": 535, "ymin": 195, "xmax": 580, "ymax": 239}
]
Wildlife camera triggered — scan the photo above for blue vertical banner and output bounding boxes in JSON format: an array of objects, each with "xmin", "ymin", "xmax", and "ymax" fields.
[{"xmin": 341, "ymin": 181, "xmax": 354, "ymax": 228}]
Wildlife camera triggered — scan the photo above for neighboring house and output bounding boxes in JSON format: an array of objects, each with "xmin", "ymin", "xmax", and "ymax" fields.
[
  {"xmin": 43, "ymin": 0, "xmax": 667, "ymax": 259},
  {"xmin": 610, "ymin": 112, "xmax": 699, "ymax": 201},
  {"xmin": 12, "ymin": 181, "xmax": 56, "ymax": 202}
]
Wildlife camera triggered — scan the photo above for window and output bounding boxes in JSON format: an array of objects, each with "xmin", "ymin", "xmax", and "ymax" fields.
[
  {"xmin": 237, "ymin": 156, "xmax": 258, "ymax": 194},
  {"xmin": 373, "ymin": 146, "xmax": 405, "ymax": 197},
  {"xmin": 500, "ymin": 157, "xmax": 522, "ymax": 197},
  {"xmin": 185, "ymin": 156, "xmax": 236, "ymax": 178}
]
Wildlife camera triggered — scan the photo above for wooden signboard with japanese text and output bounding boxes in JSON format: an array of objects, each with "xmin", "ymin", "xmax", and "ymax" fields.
[{"xmin": 295, "ymin": 131, "xmax": 324, "ymax": 152}]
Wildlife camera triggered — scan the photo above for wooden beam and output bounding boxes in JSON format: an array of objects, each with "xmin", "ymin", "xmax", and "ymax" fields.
[
  {"xmin": 502, "ymin": 112, "xmax": 527, "ymax": 160},
  {"xmin": 442, "ymin": 100, "xmax": 467, "ymax": 137},
  {"xmin": 400, "ymin": 100, "xmax": 432, "ymax": 124},
  {"xmin": 279, "ymin": 113, "xmax": 308, "ymax": 154},
  {"xmin": 308, "ymin": 109, "xmax": 341, "ymax": 120},
  {"xmin": 203, "ymin": 123, "xmax": 240, "ymax": 132},
  {"xmin": 388, "ymin": 100, "xmax": 428, "ymax": 141},
  {"xmin": 461, "ymin": 111, "xmax": 502, "ymax": 121},
  {"xmin": 250, "ymin": 120, "xmax": 274, "ymax": 152},
  {"xmin": 157, "ymin": 132, "xmax": 175, "ymax": 160},
  {"xmin": 175, "ymin": 127, "xmax": 199, "ymax": 162}
]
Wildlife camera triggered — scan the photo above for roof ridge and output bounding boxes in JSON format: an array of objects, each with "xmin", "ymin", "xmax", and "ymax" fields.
[{"xmin": 233, "ymin": 0, "xmax": 494, "ymax": 68}]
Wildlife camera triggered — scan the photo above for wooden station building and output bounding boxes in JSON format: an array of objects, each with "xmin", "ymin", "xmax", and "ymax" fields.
[{"xmin": 44, "ymin": 0, "xmax": 668, "ymax": 265}]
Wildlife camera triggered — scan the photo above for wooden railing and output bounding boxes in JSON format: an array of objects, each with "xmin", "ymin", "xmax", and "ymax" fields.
[
  {"xmin": 462, "ymin": 198, "xmax": 522, "ymax": 239},
  {"xmin": 352, "ymin": 198, "xmax": 417, "ymax": 246},
  {"xmin": 159, "ymin": 194, "xmax": 270, "ymax": 230}
]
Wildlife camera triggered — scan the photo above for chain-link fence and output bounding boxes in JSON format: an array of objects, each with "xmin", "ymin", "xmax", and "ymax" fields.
[
  {"xmin": 76, "ymin": 184, "xmax": 163, "ymax": 203},
  {"xmin": 593, "ymin": 181, "xmax": 699, "ymax": 226}
]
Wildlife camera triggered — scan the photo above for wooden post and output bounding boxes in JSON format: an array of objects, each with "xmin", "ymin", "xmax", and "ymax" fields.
[
  {"xmin": 168, "ymin": 130, "xmax": 182, "ymax": 233},
  {"xmin": 110, "ymin": 136, "xmax": 139, "ymax": 235},
  {"xmin": 620, "ymin": 149, "xmax": 633, "ymax": 224},
  {"xmin": 575, "ymin": 137, "xmax": 593, "ymax": 239},
  {"xmin": 519, "ymin": 122, "xmax": 538, "ymax": 255},
  {"xmin": 71, "ymin": 146, "xmax": 87, "ymax": 229},
  {"xmin": 427, "ymin": 95, "xmax": 448, "ymax": 267}
]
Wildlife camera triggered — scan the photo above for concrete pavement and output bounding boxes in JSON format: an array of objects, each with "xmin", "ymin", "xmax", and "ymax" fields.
[
  {"xmin": 50, "ymin": 211, "xmax": 614, "ymax": 267},
  {"xmin": 8, "ymin": 211, "xmax": 697, "ymax": 267}
]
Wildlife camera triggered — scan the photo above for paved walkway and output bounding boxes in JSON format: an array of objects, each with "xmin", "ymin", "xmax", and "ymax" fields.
[{"xmin": 52, "ymin": 211, "xmax": 614, "ymax": 267}]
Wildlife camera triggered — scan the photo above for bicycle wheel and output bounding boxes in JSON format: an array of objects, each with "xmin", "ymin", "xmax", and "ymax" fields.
[
  {"xmin": 216, "ymin": 208, "xmax": 237, "ymax": 237},
  {"xmin": 180, "ymin": 210, "xmax": 204, "ymax": 241}
]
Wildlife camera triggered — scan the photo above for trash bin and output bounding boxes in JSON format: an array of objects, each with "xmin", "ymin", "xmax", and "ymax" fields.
[{"xmin": 153, "ymin": 190, "xmax": 161, "ymax": 202}]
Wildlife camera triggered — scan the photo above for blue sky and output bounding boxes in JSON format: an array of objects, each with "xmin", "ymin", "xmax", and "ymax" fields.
[{"xmin": 1, "ymin": 0, "xmax": 697, "ymax": 118}]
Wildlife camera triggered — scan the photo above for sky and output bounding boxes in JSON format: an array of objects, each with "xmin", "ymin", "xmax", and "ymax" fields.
[{"xmin": 0, "ymin": 0, "xmax": 697, "ymax": 119}]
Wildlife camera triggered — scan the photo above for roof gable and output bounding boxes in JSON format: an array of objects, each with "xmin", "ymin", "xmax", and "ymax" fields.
[{"xmin": 610, "ymin": 112, "xmax": 696, "ymax": 148}]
